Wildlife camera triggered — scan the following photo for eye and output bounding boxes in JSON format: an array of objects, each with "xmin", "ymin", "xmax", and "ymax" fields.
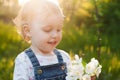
[
  {"xmin": 57, "ymin": 27, "xmax": 62, "ymax": 32},
  {"xmin": 57, "ymin": 28, "xmax": 62, "ymax": 32},
  {"xmin": 42, "ymin": 26, "xmax": 52, "ymax": 32}
]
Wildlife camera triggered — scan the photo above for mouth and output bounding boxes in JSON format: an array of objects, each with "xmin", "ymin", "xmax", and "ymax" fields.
[{"xmin": 47, "ymin": 41, "xmax": 57, "ymax": 46}]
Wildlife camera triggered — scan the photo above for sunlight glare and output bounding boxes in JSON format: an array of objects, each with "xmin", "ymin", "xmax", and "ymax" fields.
[
  {"xmin": 18, "ymin": 0, "xmax": 31, "ymax": 6},
  {"xmin": 18, "ymin": 0, "xmax": 59, "ymax": 6}
]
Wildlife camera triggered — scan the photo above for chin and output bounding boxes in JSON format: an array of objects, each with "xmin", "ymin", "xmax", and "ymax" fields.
[{"xmin": 43, "ymin": 48, "xmax": 55, "ymax": 53}]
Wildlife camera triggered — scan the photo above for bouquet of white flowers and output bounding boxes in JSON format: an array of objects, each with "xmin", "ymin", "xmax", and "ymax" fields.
[{"xmin": 66, "ymin": 55, "xmax": 102, "ymax": 80}]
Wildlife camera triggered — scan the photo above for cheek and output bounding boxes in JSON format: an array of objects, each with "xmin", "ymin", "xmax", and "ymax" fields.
[
  {"xmin": 30, "ymin": 31, "xmax": 44, "ymax": 42},
  {"xmin": 58, "ymin": 33, "xmax": 62, "ymax": 41},
  {"xmin": 36, "ymin": 33, "xmax": 48, "ymax": 40}
]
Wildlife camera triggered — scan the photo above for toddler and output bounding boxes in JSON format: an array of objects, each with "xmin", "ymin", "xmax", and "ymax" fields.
[{"xmin": 13, "ymin": 0, "xmax": 70, "ymax": 80}]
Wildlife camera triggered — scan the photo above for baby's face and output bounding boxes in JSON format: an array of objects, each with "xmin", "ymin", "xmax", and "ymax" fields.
[{"xmin": 29, "ymin": 14, "xmax": 64, "ymax": 54}]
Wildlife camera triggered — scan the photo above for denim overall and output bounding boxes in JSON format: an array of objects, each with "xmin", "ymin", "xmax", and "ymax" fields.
[{"xmin": 25, "ymin": 48, "xmax": 67, "ymax": 80}]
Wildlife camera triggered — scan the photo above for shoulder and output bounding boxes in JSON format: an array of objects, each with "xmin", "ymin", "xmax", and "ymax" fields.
[
  {"xmin": 13, "ymin": 50, "xmax": 34, "ymax": 80},
  {"xmin": 57, "ymin": 49, "xmax": 70, "ymax": 58},
  {"xmin": 14, "ymin": 50, "xmax": 33, "ymax": 72},
  {"xmin": 57, "ymin": 49, "xmax": 71, "ymax": 65},
  {"xmin": 14, "ymin": 50, "xmax": 30, "ymax": 65},
  {"xmin": 15, "ymin": 51, "xmax": 27, "ymax": 61}
]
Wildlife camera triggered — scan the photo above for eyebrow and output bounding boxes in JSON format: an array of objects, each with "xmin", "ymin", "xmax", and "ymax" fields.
[{"xmin": 41, "ymin": 24, "xmax": 63, "ymax": 29}]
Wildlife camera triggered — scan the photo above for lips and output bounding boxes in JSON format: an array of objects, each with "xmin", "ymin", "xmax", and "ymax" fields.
[{"xmin": 47, "ymin": 41, "xmax": 57, "ymax": 46}]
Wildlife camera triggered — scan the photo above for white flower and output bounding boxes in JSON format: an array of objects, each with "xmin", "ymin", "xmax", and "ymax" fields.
[
  {"xmin": 66, "ymin": 55, "xmax": 102, "ymax": 80},
  {"xmin": 82, "ymin": 74, "xmax": 91, "ymax": 80},
  {"xmin": 85, "ymin": 58, "xmax": 101, "ymax": 76},
  {"xmin": 85, "ymin": 61, "xmax": 96, "ymax": 75},
  {"xmin": 75, "ymin": 55, "xmax": 79, "ymax": 61},
  {"xmin": 95, "ymin": 65, "xmax": 102, "ymax": 77},
  {"xmin": 71, "ymin": 55, "xmax": 84, "ymax": 75},
  {"xmin": 91, "ymin": 58, "xmax": 99, "ymax": 68}
]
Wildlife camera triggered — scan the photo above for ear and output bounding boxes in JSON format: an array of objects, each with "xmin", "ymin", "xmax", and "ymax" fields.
[
  {"xmin": 23, "ymin": 24, "xmax": 31, "ymax": 37},
  {"xmin": 22, "ymin": 24, "xmax": 31, "ymax": 42}
]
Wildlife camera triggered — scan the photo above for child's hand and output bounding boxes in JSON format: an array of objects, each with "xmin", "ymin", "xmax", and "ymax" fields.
[{"xmin": 91, "ymin": 75, "xmax": 96, "ymax": 80}]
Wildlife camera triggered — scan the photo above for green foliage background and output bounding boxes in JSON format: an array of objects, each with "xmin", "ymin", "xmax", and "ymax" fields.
[{"xmin": 0, "ymin": 0, "xmax": 120, "ymax": 80}]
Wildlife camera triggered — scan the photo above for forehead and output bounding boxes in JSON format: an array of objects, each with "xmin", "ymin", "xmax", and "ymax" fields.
[{"xmin": 31, "ymin": 14, "xmax": 64, "ymax": 27}]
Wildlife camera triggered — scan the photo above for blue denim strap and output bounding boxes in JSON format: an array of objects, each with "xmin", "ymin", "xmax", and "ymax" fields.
[
  {"xmin": 54, "ymin": 49, "xmax": 64, "ymax": 63},
  {"xmin": 25, "ymin": 48, "xmax": 40, "ymax": 67},
  {"xmin": 25, "ymin": 48, "xmax": 41, "ymax": 80}
]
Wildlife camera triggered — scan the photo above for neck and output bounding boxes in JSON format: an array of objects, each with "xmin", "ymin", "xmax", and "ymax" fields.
[{"xmin": 30, "ymin": 45, "xmax": 54, "ymax": 56}]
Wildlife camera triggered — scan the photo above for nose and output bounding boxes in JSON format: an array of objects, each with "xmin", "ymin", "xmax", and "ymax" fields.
[{"xmin": 51, "ymin": 31, "xmax": 58, "ymax": 38}]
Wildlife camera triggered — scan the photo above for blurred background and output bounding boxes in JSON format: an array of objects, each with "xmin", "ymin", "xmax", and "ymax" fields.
[{"xmin": 0, "ymin": 0, "xmax": 120, "ymax": 80}]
